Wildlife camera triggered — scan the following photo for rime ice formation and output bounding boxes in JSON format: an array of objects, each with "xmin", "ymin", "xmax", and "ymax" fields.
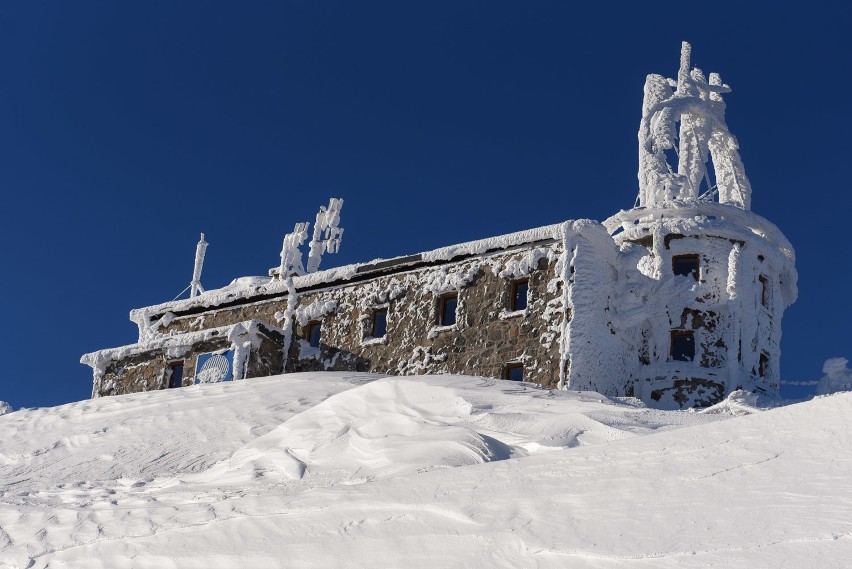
[
  {"xmin": 277, "ymin": 222, "xmax": 309, "ymax": 279},
  {"xmin": 271, "ymin": 198, "xmax": 345, "ymax": 280},
  {"xmin": 638, "ymin": 42, "xmax": 750, "ymax": 210},
  {"xmin": 81, "ymin": 43, "xmax": 797, "ymax": 409},
  {"xmin": 307, "ymin": 198, "xmax": 344, "ymax": 274},
  {"xmin": 189, "ymin": 233, "xmax": 208, "ymax": 298},
  {"xmin": 594, "ymin": 41, "xmax": 797, "ymax": 405}
]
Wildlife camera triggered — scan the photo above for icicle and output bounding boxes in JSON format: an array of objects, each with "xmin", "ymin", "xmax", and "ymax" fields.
[
  {"xmin": 307, "ymin": 198, "xmax": 344, "ymax": 273},
  {"xmin": 190, "ymin": 233, "xmax": 208, "ymax": 298}
]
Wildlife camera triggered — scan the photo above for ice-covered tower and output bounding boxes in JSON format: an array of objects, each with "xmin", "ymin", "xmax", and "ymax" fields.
[{"xmin": 603, "ymin": 42, "xmax": 797, "ymax": 407}]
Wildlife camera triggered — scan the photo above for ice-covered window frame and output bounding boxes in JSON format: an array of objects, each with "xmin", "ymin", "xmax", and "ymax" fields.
[
  {"xmin": 370, "ymin": 308, "xmax": 388, "ymax": 338},
  {"xmin": 759, "ymin": 275, "xmax": 770, "ymax": 307},
  {"xmin": 510, "ymin": 278, "xmax": 529, "ymax": 312},
  {"xmin": 306, "ymin": 320, "xmax": 322, "ymax": 348},
  {"xmin": 670, "ymin": 330, "xmax": 695, "ymax": 362},
  {"xmin": 504, "ymin": 362, "xmax": 523, "ymax": 382},
  {"xmin": 167, "ymin": 360, "xmax": 184, "ymax": 389},
  {"xmin": 672, "ymin": 254, "xmax": 700, "ymax": 280},
  {"xmin": 437, "ymin": 292, "xmax": 458, "ymax": 327}
]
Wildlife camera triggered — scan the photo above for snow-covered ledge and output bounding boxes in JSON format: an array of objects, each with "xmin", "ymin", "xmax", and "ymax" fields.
[{"xmin": 81, "ymin": 320, "xmax": 283, "ymax": 398}]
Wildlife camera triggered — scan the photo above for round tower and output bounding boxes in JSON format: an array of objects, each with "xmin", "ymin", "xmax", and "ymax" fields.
[{"xmin": 604, "ymin": 43, "xmax": 797, "ymax": 408}]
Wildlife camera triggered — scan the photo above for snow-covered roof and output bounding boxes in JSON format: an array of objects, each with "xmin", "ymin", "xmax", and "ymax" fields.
[
  {"xmin": 129, "ymin": 222, "xmax": 572, "ymax": 324},
  {"xmin": 80, "ymin": 320, "xmax": 279, "ymax": 369}
]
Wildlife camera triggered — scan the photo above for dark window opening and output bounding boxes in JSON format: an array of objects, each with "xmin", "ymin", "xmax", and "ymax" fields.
[
  {"xmin": 504, "ymin": 363, "xmax": 524, "ymax": 382},
  {"xmin": 511, "ymin": 279, "xmax": 529, "ymax": 311},
  {"xmin": 672, "ymin": 254, "xmax": 700, "ymax": 280},
  {"xmin": 759, "ymin": 275, "xmax": 769, "ymax": 307},
  {"xmin": 438, "ymin": 293, "xmax": 458, "ymax": 326},
  {"xmin": 670, "ymin": 331, "xmax": 695, "ymax": 362},
  {"xmin": 759, "ymin": 353, "xmax": 769, "ymax": 377},
  {"xmin": 307, "ymin": 321, "xmax": 322, "ymax": 348},
  {"xmin": 371, "ymin": 308, "xmax": 388, "ymax": 338},
  {"xmin": 168, "ymin": 362, "xmax": 184, "ymax": 389}
]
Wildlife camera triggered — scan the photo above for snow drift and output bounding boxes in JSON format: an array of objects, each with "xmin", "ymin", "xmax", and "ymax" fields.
[{"xmin": 0, "ymin": 372, "xmax": 849, "ymax": 568}]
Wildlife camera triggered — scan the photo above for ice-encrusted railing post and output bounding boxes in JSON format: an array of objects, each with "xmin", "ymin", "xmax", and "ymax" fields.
[
  {"xmin": 190, "ymin": 233, "xmax": 208, "ymax": 298},
  {"xmin": 636, "ymin": 41, "xmax": 751, "ymax": 210},
  {"xmin": 307, "ymin": 198, "xmax": 344, "ymax": 273},
  {"xmin": 277, "ymin": 222, "xmax": 309, "ymax": 280}
]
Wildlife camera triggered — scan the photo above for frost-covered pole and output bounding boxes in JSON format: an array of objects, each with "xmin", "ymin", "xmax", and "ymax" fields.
[
  {"xmin": 307, "ymin": 198, "xmax": 344, "ymax": 273},
  {"xmin": 190, "ymin": 233, "xmax": 208, "ymax": 298},
  {"xmin": 676, "ymin": 41, "xmax": 691, "ymax": 95}
]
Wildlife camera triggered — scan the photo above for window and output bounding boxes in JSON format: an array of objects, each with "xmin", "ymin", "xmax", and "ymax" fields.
[
  {"xmin": 438, "ymin": 293, "xmax": 458, "ymax": 326},
  {"xmin": 371, "ymin": 308, "xmax": 388, "ymax": 338},
  {"xmin": 504, "ymin": 363, "xmax": 524, "ymax": 382},
  {"xmin": 510, "ymin": 279, "xmax": 529, "ymax": 311},
  {"xmin": 672, "ymin": 254, "xmax": 700, "ymax": 280},
  {"xmin": 759, "ymin": 275, "xmax": 769, "ymax": 307},
  {"xmin": 670, "ymin": 330, "xmax": 695, "ymax": 362},
  {"xmin": 759, "ymin": 353, "xmax": 769, "ymax": 377},
  {"xmin": 195, "ymin": 351, "xmax": 235, "ymax": 384},
  {"xmin": 306, "ymin": 321, "xmax": 322, "ymax": 348},
  {"xmin": 167, "ymin": 361, "xmax": 184, "ymax": 389}
]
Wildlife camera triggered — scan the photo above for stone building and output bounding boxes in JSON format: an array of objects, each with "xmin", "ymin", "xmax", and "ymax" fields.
[{"xmin": 81, "ymin": 43, "xmax": 797, "ymax": 408}]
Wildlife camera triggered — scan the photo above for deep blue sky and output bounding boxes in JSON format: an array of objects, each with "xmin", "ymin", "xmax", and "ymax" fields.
[{"xmin": 1, "ymin": 2, "xmax": 848, "ymax": 409}]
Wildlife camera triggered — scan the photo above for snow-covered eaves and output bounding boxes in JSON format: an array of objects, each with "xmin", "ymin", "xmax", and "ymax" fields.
[
  {"xmin": 80, "ymin": 320, "xmax": 279, "ymax": 369},
  {"xmin": 129, "ymin": 222, "xmax": 571, "ymax": 324}
]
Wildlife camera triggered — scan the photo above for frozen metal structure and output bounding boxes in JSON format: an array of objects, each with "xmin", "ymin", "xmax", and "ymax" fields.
[
  {"xmin": 189, "ymin": 234, "xmax": 208, "ymax": 298},
  {"xmin": 82, "ymin": 43, "xmax": 797, "ymax": 408}
]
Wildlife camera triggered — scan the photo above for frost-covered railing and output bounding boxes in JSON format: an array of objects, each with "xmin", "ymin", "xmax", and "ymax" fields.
[{"xmin": 604, "ymin": 201, "xmax": 795, "ymax": 262}]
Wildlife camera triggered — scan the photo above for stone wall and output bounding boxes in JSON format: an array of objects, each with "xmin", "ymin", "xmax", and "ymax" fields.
[
  {"xmin": 287, "ymin": 244, "xmax": 565, "ymax": 387},
  {"xmin": 95, "ymin": 326, "xmax": 284, "ymax": 397},
  {"xmin": 97, "ymin": 351, "xmax": 179, "ymax": 397},
  {"xmin": 148, "ymin": 243, "xmax": 566, "ymax": 389}
]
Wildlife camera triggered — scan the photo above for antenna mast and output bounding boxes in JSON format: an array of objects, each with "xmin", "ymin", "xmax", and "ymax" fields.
[{"xmin": 190, "ymin": 233, "xmax": 208, "ymax": 298}]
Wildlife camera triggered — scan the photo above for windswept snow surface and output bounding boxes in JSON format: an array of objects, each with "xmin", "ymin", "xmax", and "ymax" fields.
[{"xmin": 0, "ymin": 373, "xmax": 849, "ymax": 568}]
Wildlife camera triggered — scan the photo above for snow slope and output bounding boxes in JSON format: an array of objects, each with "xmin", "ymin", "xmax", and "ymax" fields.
[{"xmin": 0, "ymin": 373, "xmax": 849, "ymax": 568}]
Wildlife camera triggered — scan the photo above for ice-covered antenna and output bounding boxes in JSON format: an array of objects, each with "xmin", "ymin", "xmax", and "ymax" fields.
[
  {"xmin": 307, "ymin": 198, "xmax": 344, "ymax": 273},
  {"xmin": 637, "ymin": 41, "xmax": 751, "ymax": 210},
  {"xmin": 277, "ymin": 222, "xmax": 309, "ymax": 279},
  {"xmin": 189, "ymin": 233, "xmax": 208, "ymax": 298}
]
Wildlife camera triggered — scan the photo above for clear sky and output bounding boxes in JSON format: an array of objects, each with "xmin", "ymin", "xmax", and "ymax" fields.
[{"xmin": 1, "ymin": 2, "xmax": 848, "ymax": 409}]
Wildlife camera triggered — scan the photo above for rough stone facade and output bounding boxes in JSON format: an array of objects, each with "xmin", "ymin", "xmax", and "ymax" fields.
[
  {"xmin": 88, "ymin": 241, "xmax": 567, "ymax": 397},
  {"xmin": 87, "ymin": 322, "xmax": 285, "ymax": 398},
  {"xmin": 284, "ymin": 244, "xmax": 564, "ymax": 387}
]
